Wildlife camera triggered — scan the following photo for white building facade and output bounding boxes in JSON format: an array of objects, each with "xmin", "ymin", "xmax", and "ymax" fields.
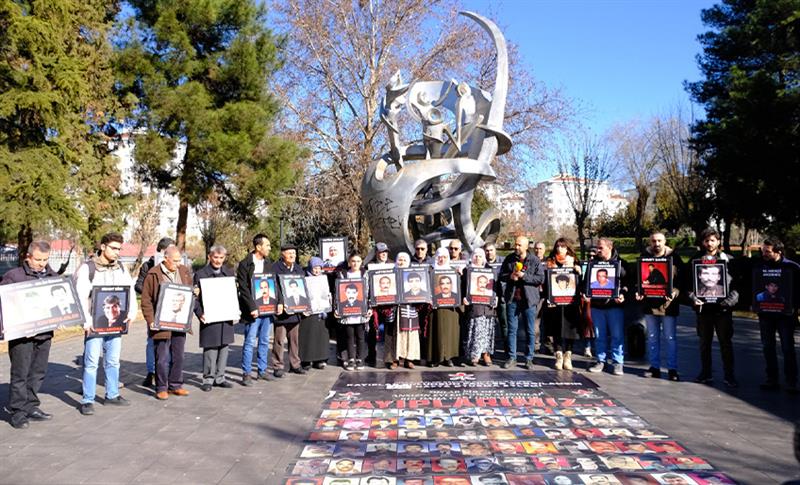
[{"xmin": 526, "ymin": 174, "xmax": 627, "ymax": 231}]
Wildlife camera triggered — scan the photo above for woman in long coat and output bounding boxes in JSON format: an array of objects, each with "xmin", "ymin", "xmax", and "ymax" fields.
[
  {"xmin": 300, "ymin": 257, "xmax": 332, "ymax": 370},
  {"xmin": 462, "ymin": 248, "xmax": 496, "ymax": 366},
  {"xmin": 425, "ymin": 247, "xmax": 462, "ymax": 367},
  {"xmin": 542, "ymin": 238, "xmax": 583, "ymax": 370}
]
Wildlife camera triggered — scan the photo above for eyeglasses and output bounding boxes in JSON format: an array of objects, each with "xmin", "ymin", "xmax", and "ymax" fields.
[
  {"xmin": 415, "ymin": 247, "xmax": 426, "ymax": 251},
  {"xmin": 448, "ymin": 247, "xmax": 460, "ymax": 251},
  {"xmin": 107, "ymin": 246, "xmax": 122, "ymax": 251}
]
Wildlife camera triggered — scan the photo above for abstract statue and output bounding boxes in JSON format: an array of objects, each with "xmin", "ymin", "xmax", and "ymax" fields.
[{"xmin": 361, "ymin": 11, "xmax": 512, "ymax": 254}]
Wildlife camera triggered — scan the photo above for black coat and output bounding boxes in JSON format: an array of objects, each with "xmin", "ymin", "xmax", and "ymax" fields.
[
  {"xmin": 236, "ymin": 252, "xmax": 273, "ymax": 323},
  {"xmin": 194, "ymin": 264, "xmax": 235, "ymax": 348},
  {"xmin": 273, "ymin": 259, "xmax": 306, "ymax": 325},
  {"xmin": 1, "ymin": 262, "xmax": 59, "ymax": 340},
  {"xmin": 498, "ymin": 252, "xmax": 545, "ymax": 307}
]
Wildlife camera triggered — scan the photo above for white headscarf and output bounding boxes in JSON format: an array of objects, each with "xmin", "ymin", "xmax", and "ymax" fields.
[
  {"xmin": 434, "ymin": 247, "xmax": 450, "ymax": 269},
  {"xmin": 471, "ymin": 248, "xmax": 486, "ymax": 267},
  {"xmin": 395, "ymin": 252, "xmax": 411, "ymax": 268}
]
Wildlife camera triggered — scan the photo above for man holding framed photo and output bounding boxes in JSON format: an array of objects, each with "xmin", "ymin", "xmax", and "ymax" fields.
[
  {"xmin": 141, "ymin": 245, "xmax": 192, "ymax": 400},
  {"xmin": 1, "ymin": 241, "xmax": 59, "ymax": 429},
  {"xmin": 273, "ymin": 243, "xmax": 307, "ymax": 377},
  {"xmin": 74, "ymin": 233, "xmax": 137, "ymax": 415}
]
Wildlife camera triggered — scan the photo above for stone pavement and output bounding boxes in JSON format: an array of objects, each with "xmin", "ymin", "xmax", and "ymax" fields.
[{"xmin": 0, "ymin": 308, "xmax": 798, "ymax": 484}]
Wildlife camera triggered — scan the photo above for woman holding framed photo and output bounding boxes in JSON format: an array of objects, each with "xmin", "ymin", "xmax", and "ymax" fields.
[
  {"xmin": 425, "ymin": 247, "xmax": 463, "ymax": 367},
  {"xmin": 381, "ymin": 252, "xmax": 423, "ymax": 369},
  {"xmin": 335, "ymin": 252, "xmax": 372, "ymax": 371},
  {"xmin": 462, "ymin": 248, "xmax": 496, "ymax": 366},
  {"xmin": 300, "ymin": 257, "xmax": 332, "ymax": 370},
  {"xmin": 543, "ymin": 238, "xmax": 583, "ymax": 371}
]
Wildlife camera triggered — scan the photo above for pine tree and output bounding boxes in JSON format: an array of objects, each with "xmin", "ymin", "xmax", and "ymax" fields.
[{"xmin": 115, "ymin": 0, "xmax": 302, "ymax": 250}]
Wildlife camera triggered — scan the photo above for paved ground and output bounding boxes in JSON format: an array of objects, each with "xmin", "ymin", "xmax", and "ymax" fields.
[{"xmin": 0, "ymin": 309, "xmax": 798, "ymax": 484}]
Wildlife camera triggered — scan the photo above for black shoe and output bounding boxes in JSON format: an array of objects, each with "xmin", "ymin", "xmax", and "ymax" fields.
[
  {"xmin": 313, "ymin": 361, "xmax": 327, "ymax": 369},
  {"xmin": 525, "ymin": 360, "xmax": 534, "ymax": 370},
  {"xmin": 760, "ymin": 380, "xmax": 780, "ymax": 391},
  {"xmin": 453, "ymin": 359, "xmax": 464, "ymax": 367},
  {"xmin": 79, "ymin": 403, "xmax": 95, "ymax": 416},
  {"xmin": 723, "ymin": 376, "xmax": 739, "ymax": 389},
  {"xmin": 242, "ymin": 375, "xmax": 254, "ymax": 386},
  {"xmin": 667, "ymin": 370, "xmax": 680, "ymax": 382},
  {"xmin": 27, "ymin": 408, "xmax": 53, "ymax": 421},
  {"xmin": 201, "ymin": 383, "xmax": 213, "ymax": 392},
  {"xmin": 290, "ymin": 367, "xmax": 307, "ymax": 375},
  {"xmin": 694, "ymin": 374, "xmax": 713, "ymax": 384},
  {"xmin": 214, "ymin": 381, "xmax": 234, "ymax": 389},
  {"xmin": 274, "ymin": 369, "xmax": 286, "ymax": 378},
  {"xmin": 10, "ymin": 413, "xmax": 29, "ymax": 429},
  {"xmin": 645, "ymin": 367, "xmax": 661, "ymax": 378},
  {"xmin": 442, "ymin": 359, "xmax": 453, "ymax": 367},
  {"xmin": 142, "ymin": 372, "xmax": 155, "ymax": 388},
  {"xmin": 104, "ymin": 396, "xmax": 130, "ymax": 406},
  {"xmin": 501, "ymin": 360, "xmax": 514, "ymax": 369}
]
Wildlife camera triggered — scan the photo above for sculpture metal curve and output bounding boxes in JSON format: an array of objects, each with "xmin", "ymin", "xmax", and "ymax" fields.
[{"xmin": 361, "ymin": 11, "xmax": 512, "ymax": 254}]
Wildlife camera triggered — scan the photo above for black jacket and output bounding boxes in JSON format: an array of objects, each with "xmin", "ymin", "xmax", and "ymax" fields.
[
  {"xmin": 273, "ymin": 259, "xmax": 305, "ymax": 325},
  {"xmin": 498, "ymin": 252, "xmax": 545, "ymax": 306},
  {"xmin": 638, "ymin": 247, "xmax": 682, "ymax": 317},
  {"xmin": 1, "ymin": 262, "xmax": 59, "ymax": 340},
  {"xmin": 587, "ymin": 249, "xmax": 629, "ymax": 309},
  {"xmin": 134, "ymin": 255, "xmax": 155, "ymax": 294},
  {"xmin": 194, "ymin": 264, "xmax": 236, "ymax": 348},
  {"xmin": 684, "ymin": 250, "xmax": 739, "ymax": 312},
  {"xmin": 236, "ymin": 253, "xmax": 273, "ymax": 323}
]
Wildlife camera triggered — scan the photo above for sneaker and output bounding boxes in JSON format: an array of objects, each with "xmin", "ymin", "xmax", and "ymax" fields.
[
  {"xmin": 201, "ymin": 383, "xmax": 213, "ymax": 392},
  {"xmin": 668, "ymin": 369, "xmax": 680, "ymax": 382},
  {"xmin": 525, "ymin": 360, "xmax": 535, "ymax": 370},
  {"xmin": 355, "ymin": 360, "xmax": 366, "ymax": 370},
  {"xmin": 344, "ymin": 360, "xmax": 355, "ymax": 371},
  {"xmin": 79, "ymin": 403, "xmax": 95, "ymax": 416},
  {"xmin": 142, "ymin": 372, "xmax": 155, "ymax": 388},
  {"xmin": 760, "ymin": 380, "xmax": 780, "ymax": 391},
  {"xmin": 723, "ymin": 376, "xmax": 739, "ymax": 389},
  {"xmin": 562, "ymin": 351, "xmax": 572, "ymax": 371},
  {"xmin": 554, "ymin": 351, "xmax": 563, "ymax": 370},
  {"xmin": 645, "ymin": 367, "xmax": 661, "ymax": 378},
  {"xmin": 313, "ymin": 361, "xmax": 327, "ymax": 369},
  {"xmin": 274, "ymin": 369, "xmax": 286, "ymax": 378},
  {"xmin": 588, "ymin": 362, "xmax": 604, "ymax": 373},
  {"xmin": 104, "ymin": 396, "xmax": 131, "ymax": 406},
  {"xmin": 242, "ymin": 375, "xmax": 254, "ymax": 386},
  {"xmin": 583, "ymin": 347, "xmax": 593, "ymax": 358},
  {"xmin": 10, "ymin": 413, "xmax": 29, "ymax": 429},
  {"xmin": 612, "ymin": 364, "xmax": 624, "ymax": 376},
  {"xmin": 501, "ymin": 359, "xmax": 513, "ymax": 369},
  {"xmin": 215, "ymin": 381, "xmax": 234, "ymax": 389},
  {"xmin": 694, "ymin": 374, "xmax": 713, "ymax": 385}
]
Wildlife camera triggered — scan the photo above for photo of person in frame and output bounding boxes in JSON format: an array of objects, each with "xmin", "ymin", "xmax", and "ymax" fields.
[
  {"xmin": 253, "ymin": 276, "xmax": 278, "ymax": 306},
  {"xmin": 435, "ymin": 274, "xmax": 456, "ymax": 299},
  {"xmin": 93, "ymin": 292, "xmax": 128, "ymax": 330},
  {"xmin": 403, "ymin": 271, "xmax": 428, "ymax": 298},
  {"xmin": 49, "ymin": 284, "xmax": 79, "ymax": 317},
  {"xmin": 505, "ymin": 474, "xmax": 553, "ymax": 485},
  {"xmin": 471, "ymin": 273, "xmax": 493, "ymax": 297},
  {"xmin": 360, "ymin": 476, "xmax": 396, "ymax": 485},
  {"xmin": 694, "ymin": 264, "xmax": 725, "ymax": 298},
  {"xmin": 157, "ymin": 288, "xmax": 191, "ymax": 325},
  {"xmin": 642, "ymin": 262, "xmax": 667, "ymax": 285},
  {"xmin": 374, "ymin": 274, "xmax": 398, "ymax": 298},
  {"xmin": 398, "ymin": 478, "xmax": 433, "ymax": 485},
  {"xmin": 321, "ymin": 238, "xmax": 347, "ymax": 270},
  {"xmin": 339, "ymin": 281, "xmax": 366, "ymax": 313},
  {"xmin": 286, "ymin": 478, "xmax": 323, "ymax": 485},
  {"xmin": 590, "ymin": 267, "xmax": 616, "ymax": 290},
  {"xmin": 283, "ymin": 277, "xmax": 310, "ymax": 309},
  {"xmin": 550, "ymin": 272, "xmax": 576, "ymax": 297},
  {"xmin": 755, "ymin": 278, "xmax": 785, "ymax": 304}
]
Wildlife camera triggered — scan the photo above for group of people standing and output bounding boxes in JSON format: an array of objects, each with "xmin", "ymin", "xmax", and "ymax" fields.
[{"xmin": 3, "ymin": 228, "xmax": 798, "ymax": 431}]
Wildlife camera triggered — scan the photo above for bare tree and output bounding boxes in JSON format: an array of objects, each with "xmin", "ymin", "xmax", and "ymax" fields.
[
  {"xmin": 273, "ymin": 0, "xmax": 573, "ymax": 252},
  {"xmin": 609, "ymin": 121, "xmax": 658, "ymax": 251},
  {"xmin": 128, "ymin": 190, "xmax": 162, "ymax": 278},
  {"xmin": 556, "ymin": 134, "xmax": 614, "ymax": 258}
]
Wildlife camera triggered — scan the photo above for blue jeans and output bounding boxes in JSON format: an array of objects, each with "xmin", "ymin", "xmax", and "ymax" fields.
[
  {"xmin": 242, "ymin": 317, "xmax": 271, "ymax": 375},
  {"xmin": 146, "ymin": 336, "xmax": 155, "ymax": 374},
  {"xmin": 82, "ymin": 335, "xmax": 122, "ymax": 403},
  {"xmin": 506, "ymin": 299, "xmax": 537, "ymax": 361},
  {"xmin": 592, "ymin": 307, "xmax": 625, "ymax": 364},
  {"xmin": 645, "ymin": 315, "xmax": 677, "ymax": 370}
]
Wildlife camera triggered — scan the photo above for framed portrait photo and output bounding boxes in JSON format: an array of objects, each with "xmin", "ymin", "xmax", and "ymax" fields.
[
  {"xmin": 466, "ymin": 268, "xmax": 496, "ymax": 306},
  {"xmin": 370, "ymin": 269, "xmax": 399, "ymax": 306},
  {"xmin": 638, "ymin": 257, "xmax": 673, "ymax": 298},
  {"xmin": 320, "ymin": 237, "xmax": 347, "ymax": 273},
  {"xmin": 91, "ymin": 285, "xmax": 131, "ymax": 336},
  {"xmin": 199, "ymin": 276, "xmax": 240, "ymax": 323},
  {"xmin": 252, "ymin": 273, "xmax": 279, "ymax": 316},
  {"xmin": 306, "ymin": 274, "xmax": 333, "ymax": 314},
  {"xmin": 432, "ymin": 269, "xmax": 460, "ymax": 308},
  {"xmin": 153, "ymin": 282, "xmax": 194, "ymax": 332},
  {"xmin": 336, "ymin": 277, "xmax": 368, "ymax": 317},
  {"xmin": 398, "ymin": 266, "xmax": 432, "ymax": 305},
  {"xmin": 752, "ymin": 265, "xmax": 793, "ymax": 314},
  {"xmin": 449, "ymin": 259, "xmax": 468, "ymax": 273},
  {"xmin": 0, "ymin": 277, "xmax": 85, "ymax": 341},
  {"xmin": 585, "ymin": 261, "xmax": 621, "ymax": 299},
  {"xmin": 280, "ymin": 274, "xmax": 311, "ymax": 314},
  {"xmin": 547, "ymin": 267, "xmax": 579, "ymax": 305},
  {"xmin": 692, "ymin": 259, "xmax": 728, "ymax": 303}
]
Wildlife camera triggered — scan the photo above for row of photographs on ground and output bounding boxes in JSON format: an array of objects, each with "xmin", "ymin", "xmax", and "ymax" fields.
[{"xmin": 283, "ymin": 470, "xmax": 735, "ymax": 484}]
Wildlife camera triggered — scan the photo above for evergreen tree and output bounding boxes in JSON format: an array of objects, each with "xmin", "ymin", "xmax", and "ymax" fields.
[
  {"xmin": 687, "ymin": 0, "xmax": 800, "ymax": 241},
  {"xmin": 115, "ymin": 0, "xmax": 302, "ymax": 249},
  {"xmin": 0, "ymin": 0, "xmax": 125, "ymax": 257}
]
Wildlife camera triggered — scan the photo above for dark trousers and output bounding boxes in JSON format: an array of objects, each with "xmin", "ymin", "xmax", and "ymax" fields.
[
  {"xmin": 154, "ymin": 334, "xmax": 185, "ymax": 392},
  {"xmin": 366, "ymin": 323, "xmax": 378, "ymax": 365},
  {"xmin": 697, "ymin": 310, "xmax": 735, "ymax": 378},
  {"xmin": 759, "ymin": 313, "xmax": 798, "ymax": 384},
  {"xmin": 344, "ymin": 324, "xmax": 366, "ymax": 362},
  {"xmin": 8, "ymin": 336, "xmax": 51, "ymax": 416},
  {"xmin": 273, "ymin": 322, "xmax": 301, "ymax": 370}
]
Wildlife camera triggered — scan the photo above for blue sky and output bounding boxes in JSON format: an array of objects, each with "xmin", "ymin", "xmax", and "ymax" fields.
[{"xmin": 465, "ymin": 0, "xmax": 716, "ymax": 134}]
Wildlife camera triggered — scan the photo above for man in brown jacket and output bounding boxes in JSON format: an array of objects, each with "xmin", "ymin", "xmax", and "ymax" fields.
[{"xmin": 141, "ymin": 245, "xmax": 193, "ymax": 400}]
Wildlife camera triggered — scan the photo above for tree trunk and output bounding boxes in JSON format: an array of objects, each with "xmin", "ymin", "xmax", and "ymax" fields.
[
  {"xmin": 16, "ymin": 223, "xmax": 32, "ymax": 266},
  {"xmin": 634, "ymin": 186, "xmax": 649, "ymax": 253},
  {"xmin": 576, "ymin": 216, "xmax": 587, "ymax": 260},
  {"xmin": 175, "ymin": 197, "xmax": 189, "ymax": 251},
  {"xmin": 739, "ymin": 226, "xmax": 749, "ymax": 256},
  {"xmin": 721, "ymin": 219, "xmax": 732, "ymax": 254}
]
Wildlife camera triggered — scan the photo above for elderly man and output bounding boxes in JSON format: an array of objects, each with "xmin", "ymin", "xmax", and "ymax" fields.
[
  {"xmin": 74, "ymin": 233, "xmax": 137, "ymax": 415},
  {"xmin": 236, "ymin": 234, "xmax": 274, "ymax": 385},
  {"xmin": 412, "ymin": 239, "xmax": 433, "ymax": 265},
  {"xmin": 1, "ymin": 241, "xmax": 60, "ymax": 429},
  {"xmin": 498, "ymin": 236, "xmax": 545, "ymax": 369},
  {"xmin": 273, "ymin": 243, "xmax": 306, "ymax": 377},
  {"xmin": 141, "ymin": 245, "xmax": 193, "ymax": 400},
  {"xmin": 194, "ymin": 245, "xmax": 235, "ymax": 392}
]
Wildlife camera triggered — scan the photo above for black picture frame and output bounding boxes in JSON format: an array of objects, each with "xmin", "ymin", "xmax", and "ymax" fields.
[
  {"xmin": 280, "ymin": 274, "xmax": 311, "ymax": 314},
  {"xmin": 306, "ymin": 274, "xmax": 333, "ymax": 314},
  {"xmin": 432, "ymin": 269, "xmax": 460, "ymax": 308},
  {"xmin": 320, "ymin": 237, "xmax": 347, "ymax": 273},
  {"xmin": 585, "ymin": 260, "xmax": 621, "ymax": 299},
  {"xmin": 152, "ymin": 282, "xmax": 194, "ymax": 332},
  {"xmin": 370, "ymin": 269, "xmax": 399, "ymax": 306},
  {"xmin": 547, "ymin": 267, "xmax": 579, "ymax": 306},
  {"xmin": 692, "ymin": 259, "xmax": 729, "ymax": 303},
  {"xmin": 252, "ymin": 273, "xmax": 279, "ymax": 316},
  {"xmin": 637, "ymin": 257, "xmax": 673, "ymax": 298},
  {"xmin": 335, "ymin": 277, "xmax": 368, "ymax": 317},
  {"xmin": 91, "ymin": 285, "xmax": 131, "ymax": 336},
  {"xmin": 398, "ymin": 266, "xmax": 432, "ymax": 305},
  {"xmin": 466, "ymin": 268, "xmax": 496, "ymax": 306},
  {"xmin": 0, "ymin": 276, "xmax": 85, "ymax": 341},
  {"xmin": 752, "ymin": 264, "xmax": 793, "ymax": 314}
]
